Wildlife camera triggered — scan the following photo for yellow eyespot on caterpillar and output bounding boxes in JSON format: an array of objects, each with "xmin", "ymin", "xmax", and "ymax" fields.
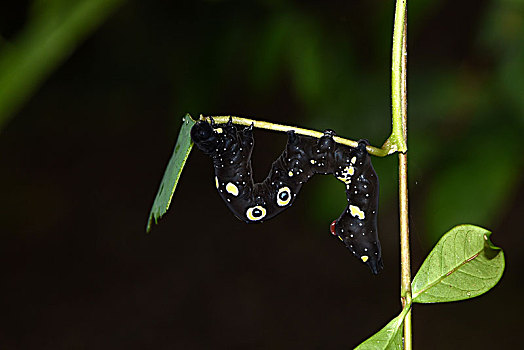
[
  {"xmin": 246, "ymin": 206, "xmax": 267, "ymax": 221},
  {"xmin": 276, "ymin": 187, "xmax": 292, "ymax": 206}
]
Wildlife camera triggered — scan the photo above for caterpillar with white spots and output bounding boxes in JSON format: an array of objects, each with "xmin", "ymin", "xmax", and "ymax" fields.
[{"xmin": 191, "ymin": 118, "xmax": 383, "ymax": 274}]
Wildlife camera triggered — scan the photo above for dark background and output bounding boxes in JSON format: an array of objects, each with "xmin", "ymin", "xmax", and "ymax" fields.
[{"xmin": 1, "ymin": 0, "xmax": 523, "ymax": 348}]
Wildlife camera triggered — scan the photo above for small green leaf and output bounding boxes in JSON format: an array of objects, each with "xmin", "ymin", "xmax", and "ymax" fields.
[
  {"xmin": 146, "ymin": 114, "xmax": 196, "ymax": 233},
  {"xmin": 354, "ymin": 307, "xmax": 408, "ymax": 350},
  {"xmin": 412, "ymin": 224, "xmax": 505, "ymax": 303}
]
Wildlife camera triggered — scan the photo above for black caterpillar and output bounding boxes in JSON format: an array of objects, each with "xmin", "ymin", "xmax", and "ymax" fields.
[{"xmin": 191, "ymin": 118, "xmax": 383, "ymax": 274}]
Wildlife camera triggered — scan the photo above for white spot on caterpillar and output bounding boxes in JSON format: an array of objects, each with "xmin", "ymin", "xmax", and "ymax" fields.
[
  {"xmin": 246, "ymin": 206, "xmax": 266, "ymax": 221},
  {"xmin": 215, "ymin": 176, "xmax": 219, "ymax": 189},
  {"xmin": 288, "ymin": 171, "xmax": 293, "ymax": 177},
  {"xmin": 310, "ymin": 159, "xmax": 316, "ymax": 164},
  {"xmin": 361, "ymin": 255, "xmax": 369, "ymax": 262},
  {"xmin": 349, "ymin": 205, "xmax": 365, "ymax": 220},
  {"xmin": 351, "ymin": 156, "xmax": 357, "ymax": 164},
  {"xmin": 226, "ymin": 182, "xmax": 239, "ymax": 196}
]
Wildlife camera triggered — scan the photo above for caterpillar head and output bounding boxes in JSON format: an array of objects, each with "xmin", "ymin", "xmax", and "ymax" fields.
[
  {"xmin": 191, "ymin": 120, "xmax": 219, "ymax": 154},
  {"xmin": 330, "ymin": 219, "xmax": 383, "ymax": 275}
]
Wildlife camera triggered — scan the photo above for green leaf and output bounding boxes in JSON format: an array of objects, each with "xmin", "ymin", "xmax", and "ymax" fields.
[
  {"xmin": 354, "ymin": 307, "xmax": 408, "ymax": 350},
  {"xmin": 412, "ymin": 224, "xmax": 505, "ymax": 303},
  {"xmin": 146, "ymin": 114, "xmax": 196, "ymax": 233}
]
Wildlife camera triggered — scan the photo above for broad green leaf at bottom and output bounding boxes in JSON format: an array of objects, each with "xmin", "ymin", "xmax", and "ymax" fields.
[
  {"xmin": 354, "ymin": 308, "xmax": 408, "ymax": 350},
  {"xmin": 146, "ymin": 114, "xmax": 196, "ymax": 232},
  {"xmin": 412, "ymin": 224, "xmax": 505, "ymax": 303}
]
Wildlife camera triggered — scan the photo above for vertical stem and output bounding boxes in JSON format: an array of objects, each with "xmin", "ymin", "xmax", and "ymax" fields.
[
  {"xmin": 399, "ymin": 154, "xmax": 412, "ymax": 349},
  {"xmin": 398, "ymin": 7, "xmax": 412, "ymax": 350},
  {"xmin": 390, "ymin": 0, "xmax": 408, "ymax": 153}
]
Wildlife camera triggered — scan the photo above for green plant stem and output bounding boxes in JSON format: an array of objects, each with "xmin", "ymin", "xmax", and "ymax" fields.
[
  {"xmin": 399, "ymin": 152, "xmax": 412, "ymax": 349},
  {"xmin": 393, "ymin": 0, "xmax": 412, "ymax": 349},
  {"xmin": 202, "ymin": 115, "xmax": 390, "ymax": 157},
  {"xmin": 387, "ymin": 0, "xmax": 408, "ymax": 153}
]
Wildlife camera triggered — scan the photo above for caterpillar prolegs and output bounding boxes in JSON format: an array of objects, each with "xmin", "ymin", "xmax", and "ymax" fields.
[{"xmin": 191, "ymin": 118, "xmax": 383, "ymax": 274}]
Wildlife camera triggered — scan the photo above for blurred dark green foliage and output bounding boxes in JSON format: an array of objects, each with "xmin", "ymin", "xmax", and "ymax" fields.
[{"xmin": 0, "ymin": 0, "xmax": 124, "ymax": 129}]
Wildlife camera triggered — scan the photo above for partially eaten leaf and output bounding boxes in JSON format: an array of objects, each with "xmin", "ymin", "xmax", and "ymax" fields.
[
  {"xmin": 146, "ymin": 114, "xmax": 196, "ymax": 233},
  {"xmin": 412, "ymin": 224, "xmax": 505, "ymax": 303}
]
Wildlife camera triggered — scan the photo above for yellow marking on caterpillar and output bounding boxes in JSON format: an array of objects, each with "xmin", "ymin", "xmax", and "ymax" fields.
[
  {"xmin": 349, "ymin": 205, "xmax": 365, "ymax": 220},
  {"xmin": 215, "ymin": 128, "xmax": 223, "ymax": 133},
  {"xmin": 351, "ymin": 156, "xmax": 357, "ymax": 164},
  {"xmin": 215, "ymin": 176, "xmax": 219, "ymax": 189},
  {"xmin": 288, "ymin": 171, "xmax": 293, "ymax": 177},
  {"xmin": 361, "ymin": 255, "xmax": 369, "ymax": 262},
  {"xmin": 226, "ymin": 182, "xmax": 239, "ymax": 196},
  {"xmin": 337, "ymin": 176, "xmax": 351, "ymax": 184}
]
